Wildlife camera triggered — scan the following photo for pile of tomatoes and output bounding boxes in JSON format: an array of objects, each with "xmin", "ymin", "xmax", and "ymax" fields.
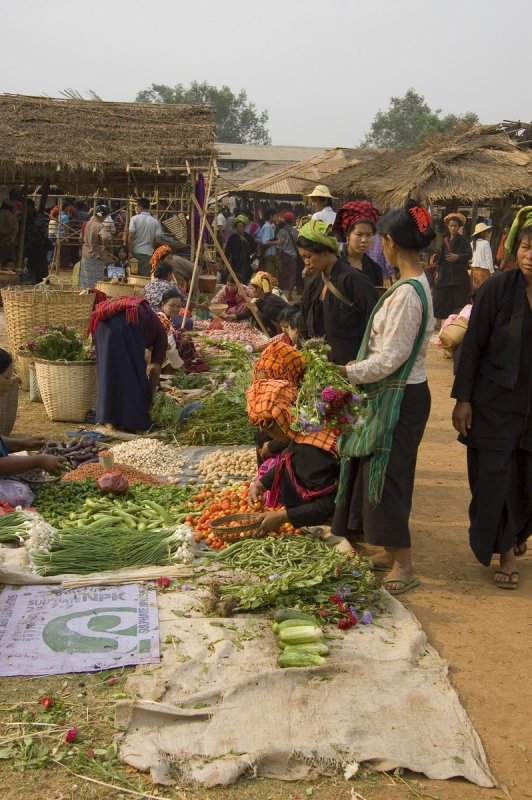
[{"xmin": 185, "ymin": 482, "xmax": 302, "ymax": 550}]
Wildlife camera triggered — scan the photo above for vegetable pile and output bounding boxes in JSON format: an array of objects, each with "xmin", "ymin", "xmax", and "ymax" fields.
[
  {"xmin": 29, "ymin": 523, "xmax": 195, "ymax": 576},
  {"xmin": 192, "ymin": 449, "xmax": 257, "ymax": 483},
  {"xmin": 206, "ymin": 536, "xmax": 381, "ymax": 627},
  {"xmin": 110, "ymin": 438, "xmax": 184, "ymax": 476},
  {"xmin": 170, "ymin": 372, "xmax": 212, "ymax": 391},
  {"xmin": 38, "ymin": 437, "xmax": 101, "ymax": 469},
  {"xmin": 62, "ymin": 462, "xmax": 159, "ymax": 485},
  {"xmin": 0, "ymin": 511, "xmax": 38, "ymax": 544},
  {"xmin": 273, "ymin": 609, "xmax": 329, "ymax": 668},
  {"xmin": 61, "ymin": 495, "xmax": 185, "ymax": 531}
]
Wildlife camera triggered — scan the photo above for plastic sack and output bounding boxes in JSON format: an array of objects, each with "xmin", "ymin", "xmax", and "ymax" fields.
[
  {"xmin": 97, "ymin": 470, "xmax": 130, "ymax": 495},
  {"xmin": 0, "ymin": 479, "xmax": 35, "ymax": 508}
]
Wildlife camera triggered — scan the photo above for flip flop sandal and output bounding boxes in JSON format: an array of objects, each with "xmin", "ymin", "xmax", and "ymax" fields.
[
  {"xmin": 493, "ymin": 570, "xmax": 519, "ymax": 590},
  {"xmin": 370, "ymin": 561, "xmax": 391, "ymax": 573},
  {"xmin": 382, "ymin": 577, "xmax": 421, "ymax": 596}
]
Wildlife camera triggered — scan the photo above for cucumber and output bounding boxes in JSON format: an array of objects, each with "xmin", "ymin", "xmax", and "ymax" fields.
[
  {"xmin": 277, "ymin": 650, "xmax": 325, "ymax": 668},
  {"xmin": 274, "ymin": 608, "xmax": 319, "ymax": 624},
  {"xmin": 277, "ymin": 618, "xmax": 321, "ymax": 632},
  {"xmin": 283, "ymin": 642, "xmax": 329, "ymax": 657},
  {"xmin": 279, "ymin": 625, "xmax": 323, "ymax": 646}
]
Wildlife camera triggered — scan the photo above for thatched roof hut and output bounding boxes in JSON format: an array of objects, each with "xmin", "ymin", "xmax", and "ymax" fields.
[
  {"xmin": 0, "ymin": 94, "xmax": 216, "ymax": 193},
  {"xmin": 329, "ymin": 125, "xmax": 532, "ymax": 209},
  {"xmin": 234, "ymin": 147, "xmax": 373, "ymax": 198}
]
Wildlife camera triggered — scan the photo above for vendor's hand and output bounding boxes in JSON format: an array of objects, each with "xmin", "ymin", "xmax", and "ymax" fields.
[
  {"xmin": 20, "ymin": 436, "xmax": 46, "ymax": 451},
  {"xmin": 333, "ymin": 364, "xmax": 348, "ymax": 378},
  {"xmin": 452, "ymin": 400, "xmax": 473, "ymax": 437},
  {"xmin": 223, "ymin": 313, "xmax": 237, "ymax": 321},
  {"xmin": 37, "ymin": 454, "xmax": 67, "ymax": 476},
  {"xmin": 256, "ymin": 509, "xmax": 288, "ymax": 535},
  {"xmin": 248, "ymin": 481, "xmax": 265, "ymax": 508},
  {"xmin": 260, "ymin": 442, "xmax": 272, "ymax": 460},
  {"xmin": 445, "ymin": 253, "xmax": 459, "ymax": 262}
]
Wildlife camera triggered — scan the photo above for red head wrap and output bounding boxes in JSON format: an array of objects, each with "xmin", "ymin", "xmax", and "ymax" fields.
[
  {"xmin": 408, "ymin": 206, "xmax": 432, "ymax": 233},
  {"xmin": 333, "ymin": 201, "xmax": 380, "ymax": 240}
]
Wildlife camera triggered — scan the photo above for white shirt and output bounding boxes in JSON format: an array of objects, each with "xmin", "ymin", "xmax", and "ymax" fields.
[
  {"xmin": 346, "ymin": 273, "xmax": 434, "ymax": 386},
  {"xmin": 311, "ymin": 206, "xmax": 336, "ymax": 225},
  {"xmin": 129, "ymin": 211, "xmax": 163, "ymax": 255},
  {"xmin": 216, "ymin": 212, "xmax": 227, "ymax": 230},
  {"xmin": 470, "ymin": 238, "xmax": 494, "ymax": 273}
]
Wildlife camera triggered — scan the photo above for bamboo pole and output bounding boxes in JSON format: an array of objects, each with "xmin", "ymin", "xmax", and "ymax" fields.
[
  {"xmin": 16, "ymin": 186, "xmax": 28, "ymax": 270},
  {"xmin": 181, "ymin": 159, "xmax": 215, "ymax": 326},
  {"xmin": 191, "ymin": 194, "xmax": 269, "ymax": 336}
]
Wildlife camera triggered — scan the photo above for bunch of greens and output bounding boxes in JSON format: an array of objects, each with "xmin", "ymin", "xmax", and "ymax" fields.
[
  {"xmin": 209, "ymin": 535, "xmax": 383, "ymax": 628},
  {"xmin": 171, "ymin": 372, "xmax": 211, "ymax": 390},
  {"xmin": 291, "ymin": 339, "xmax": 365, "ymax": 436},
  {"xmin": 24, "ymin": 324, "xmax": 93, "ymax": 362}
]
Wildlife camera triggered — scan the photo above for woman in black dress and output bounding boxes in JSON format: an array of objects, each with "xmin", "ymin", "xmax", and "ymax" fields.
[
  {"xmin": 432, "ymin": 213, "xmax": 471, "ymax": 325},
  {"xmin": 334, "ymin": 201, "xmax": 383, "ymax": 287},
  {"xmin": 224, "ymin": 215, "xmax": 257, "ymax": 284},
  {"xmin": 451, "ymin": 208, "xmax": 532, "ymax": 589}
]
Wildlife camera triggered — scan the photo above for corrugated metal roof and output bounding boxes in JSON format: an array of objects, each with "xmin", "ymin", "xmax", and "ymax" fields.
[
  {"xmin": 234, "ymin": 148, "xmax": 369, "ymax": 196},
  {"xmin": 216, "ymin": 143, "xmax": 328, "ymax": 162}
]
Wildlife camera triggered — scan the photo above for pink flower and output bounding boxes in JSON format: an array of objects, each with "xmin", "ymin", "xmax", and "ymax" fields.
[
  {"xmin": 65, "ymin": 727, "xmax": 78, "ymax": 744},
  {"xmin": 321, "ymin": 386, "xmax": 336, "ymax": 403},
  {"xmin": 156, "ymin": 576, "xmax": 171, "ymax": 590}
]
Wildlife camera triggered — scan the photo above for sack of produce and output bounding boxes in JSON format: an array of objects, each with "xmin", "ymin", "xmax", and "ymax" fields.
[
  {"xmin": 0, "ymin": 479, "xmax": 35, "ymax": 509},
  {"xmin": 97, "ymin": 470, "xmax": 130, "ymax": 495}
]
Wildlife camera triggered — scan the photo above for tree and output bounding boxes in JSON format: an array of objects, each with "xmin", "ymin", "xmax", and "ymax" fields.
[
  {"xmin": 363, "ymin": 89, "xmax": 479, "ymax": 149},
  {"xmin": 135, "ymin": 81, "xmax": 271, "ymax": 145}
]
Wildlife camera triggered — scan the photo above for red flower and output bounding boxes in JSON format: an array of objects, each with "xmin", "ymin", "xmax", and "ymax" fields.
[
  {"xmin": 65, "ymin": 727, "xmax": 78, "ymax": 744},
  {"xmin": 156, "ymin": 576, "xmax": 171, "ymax": 590},
  {"xmin": 329, "ymin": 594, "xmax": 341, "ymax": 604},
  {"xmin": 38, "ymin": 695, "xmax": 53, "ymax": 709},
  {"xmin": 337, "ymin": 619, "xmax": 352, "ymax": 630}
]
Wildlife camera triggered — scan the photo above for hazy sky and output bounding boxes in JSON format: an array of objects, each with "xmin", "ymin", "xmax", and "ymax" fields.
[{"xmin": 2, "ymin": 0, "xmax": 531, "ymax": 147}]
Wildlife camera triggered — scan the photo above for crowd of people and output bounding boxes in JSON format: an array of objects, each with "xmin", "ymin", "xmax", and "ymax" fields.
[{"xmin": 0, "ymin": 183, "xmax": 530, "ymax": 595}]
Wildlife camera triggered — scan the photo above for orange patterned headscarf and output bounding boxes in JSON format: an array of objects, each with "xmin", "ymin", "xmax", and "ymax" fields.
[
  {"xmin": 246, "ymin": 378, "xmax": 337, "ymax": 453},
  {"xmin": 150, "ymin": 245, "xmax": 172, "ymax": 273},
  {"xmin": 253, "ymin": 340, "xmax": 304, "ymax": 385}
]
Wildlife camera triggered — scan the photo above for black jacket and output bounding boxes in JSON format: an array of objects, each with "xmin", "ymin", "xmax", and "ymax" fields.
[
  {"xmin": 299, "ymin": 258, "xmax": 378, "ymax": 365},
  {"xmin": 452, "ymin": 269, "xmax": 528, "ymax": 399}
]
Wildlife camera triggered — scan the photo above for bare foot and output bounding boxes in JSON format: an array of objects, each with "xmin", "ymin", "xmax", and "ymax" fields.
[{"xmin": 513, "ymin": 540, "xmax": 527, "ymax": 557}]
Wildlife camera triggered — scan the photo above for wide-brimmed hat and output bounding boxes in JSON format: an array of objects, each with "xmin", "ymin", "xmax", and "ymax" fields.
[
  {"xmin": 306, "ymin": 184, "xmax": 335, "ymax": 199},
  {"xmin": 471, "ymin": 222, "xmax": 493, "ymax": 237},
  {"xmin": 444, "ymin": 212, "xmax": 466, "ymax": 226}
]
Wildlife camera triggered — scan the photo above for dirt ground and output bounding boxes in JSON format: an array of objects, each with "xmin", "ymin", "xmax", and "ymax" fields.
[{"xmin": 0, "ymin": 326, "xmax": 530, "ymax": 800}]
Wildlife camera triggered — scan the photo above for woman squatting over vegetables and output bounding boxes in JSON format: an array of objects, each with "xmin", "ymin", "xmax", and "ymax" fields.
[
  {"xmin": 451, "ymin": 207, "xmax": 532, "ymax": 589},
  {"xmin": 333, "ymin": 200, "xmax": 435, "ymax": 596},
  {"xmin": 0, "ymin": 349, "xmax": 65, "ymax": 477},
  {"xmin": 157, "ymin": 290, "xmax": 208, "ymax": 374},
  {"xmin": 247, "ymin": 375, "xmax": 339, "ymax": 536}
]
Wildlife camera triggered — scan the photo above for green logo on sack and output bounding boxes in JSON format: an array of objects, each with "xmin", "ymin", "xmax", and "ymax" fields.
[{"xmin": 42, "ymin": 608, "xmax": 137, "ymax": 653}]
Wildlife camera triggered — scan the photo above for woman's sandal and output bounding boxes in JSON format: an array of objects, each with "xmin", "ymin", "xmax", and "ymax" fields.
[{"xmin": 493, "ymin": 570, "xmax": 519, "ymax": 590}]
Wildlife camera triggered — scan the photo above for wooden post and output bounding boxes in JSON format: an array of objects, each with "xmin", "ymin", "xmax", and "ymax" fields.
[
  {"xmin": 470, "ymin": 201, "xmax": 479, "ymax": 234},
  {"xmin": 191, "ymin": 195, "xmax": 269, "ymax": 336},
  {"xmin": 16, "ymin": 186, "xmax": 29, "ymax": 270},
  {"xmin": 181, "ymin": 160, "xmax": 215, "ymax": 326}
]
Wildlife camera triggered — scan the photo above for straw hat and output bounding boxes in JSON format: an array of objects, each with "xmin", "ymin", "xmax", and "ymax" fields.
[
  {"xmin": 471, "ymin": 222, "xmax": 493, "ymax": 238},
  {"xmin": 306, "ymin": 184, "xmax": 335, "ymax": 199},
  {"xmin": 444, "ymin": 212, "xmax": 466, "ymax": 226}
]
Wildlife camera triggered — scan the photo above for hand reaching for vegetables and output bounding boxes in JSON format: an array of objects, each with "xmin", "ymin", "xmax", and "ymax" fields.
[
  {"xmin": 248, "ymin": 481, "xmax": 265, "ymax": 507},
  {"xmin": 36, "ymin": 454, "xmax": 68, "ymax": 476},
  {"xmin": 20, "ymin": 436, "xmax": 47, "ymax": 451},
  {"xmin": 256, "ymin": 509, "xmax": 288, "ymax": 535}
]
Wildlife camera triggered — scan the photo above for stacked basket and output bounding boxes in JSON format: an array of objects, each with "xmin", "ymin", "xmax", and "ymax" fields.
[{"xmin": 1, "ymin": 286, "xmax": 96, "ymax": 389}]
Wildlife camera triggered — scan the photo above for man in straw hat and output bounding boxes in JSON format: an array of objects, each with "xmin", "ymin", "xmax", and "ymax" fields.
[
  {"xmin": 306, "ymin": 185, "xmax": 336, "ymax": 225},
  {"xmin": 470, "ymin": 221, "xmax": 494, "ymax": 289}
]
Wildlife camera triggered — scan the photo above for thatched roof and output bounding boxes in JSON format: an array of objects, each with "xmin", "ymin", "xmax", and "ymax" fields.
[
  {"xmin": 329, "ymin": 125, "xmax": 532, "ymax": 208},
  {"xmin": 234, "ymin": 147, "xmax": 374, "ymax": 197},
  {"xmin": 0, "ymin": 94, "xmax": 216, "ymax": 192}
]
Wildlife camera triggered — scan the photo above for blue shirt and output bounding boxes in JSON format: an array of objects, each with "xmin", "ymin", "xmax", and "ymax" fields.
[{"xmin": 260, "ymin": 221, "xmax": 276, "ymax": 258}]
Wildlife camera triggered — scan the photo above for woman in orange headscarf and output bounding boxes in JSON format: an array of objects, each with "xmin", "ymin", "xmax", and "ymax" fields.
[{"xmin": 246, "ymin": 377, "xmax": 339, "ymax": 534}]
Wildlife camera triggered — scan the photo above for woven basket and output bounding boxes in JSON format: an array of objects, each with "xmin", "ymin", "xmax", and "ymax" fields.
[
  {"xmin": 1, "ymin": 286, "xmax": 95, "ymax": 381},
  {"xmin": 0, "ymin": 378, "xmax": 19, "ymax": 436},
  {"xmin": 29, "ymin": 362, "xmax": 42, "ymax": 403},
  {"xmin": 34, "ymin": 359, "xmax": 97, "ymax": 422},
  {"xmin": 15, "ymin": 348, "xmax": 34, "ymax": 391},
  {"xmin": 95, "ymin": 281, "xmax": 143, "ymax": 298},
  {"xmin": 198, "ymin": 274, "xmax": 217, "ymax": 294},
  {"xmin": 439, "ymin": 316, "xmax": 469, "ymax": 353},
  {"xmin": 163, "ymin": 214, "xmax": 187, "ymax": 246},
  {"xmin": 210, "ymin": 513, "xmax": 263, "ymax": 542},
  {"xmin": 209, "ymin": 303, "xmax": 228, "ymax": 318}
]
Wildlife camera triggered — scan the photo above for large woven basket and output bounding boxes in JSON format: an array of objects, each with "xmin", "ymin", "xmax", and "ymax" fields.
[
  {"xmin": 95, "ymin": 281, "xmax": 143, "ymax": 298},
  {"xmin": 15, "ymin": 348, "xmax": 34, "ymax": 391},
  {"xmin": 1, "ymin": 286, "xmax": 95, "ymax": 381},
  {"xmin": 163, "ymin": 214, "xmax": 187, "ymax": 246},
  {"xmin": 29, "ymin": 363, "xmax": 42, "ymax": 403},
  {"xmin": 34, "ymin": 359, "xmax": 97, "ymax": 422},
  {"xmin": 0, "ymin": 378, "xmax": 19, "ymax": 436},
  {"xmin": 127, "ymin": 275, "xmax": 150, "ymax": 289}
]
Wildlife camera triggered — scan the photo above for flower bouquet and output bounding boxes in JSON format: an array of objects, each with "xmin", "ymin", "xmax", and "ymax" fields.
[
  {"xmin": 25, "ymin": 324, "xmax": 93, "ymax": 362},
  {"xmin": 290, "ymin": 339, "xmax": 365, "ymax": 436}
]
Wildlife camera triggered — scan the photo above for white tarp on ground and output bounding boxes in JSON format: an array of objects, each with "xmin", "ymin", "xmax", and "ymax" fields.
[
  {"xmin": 117, "ymin": 587, "xmax": 495, "ymax": 789},
  {"xmin": 0, "ymin": 583, "xmax": 159, "ymax": 676}
]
